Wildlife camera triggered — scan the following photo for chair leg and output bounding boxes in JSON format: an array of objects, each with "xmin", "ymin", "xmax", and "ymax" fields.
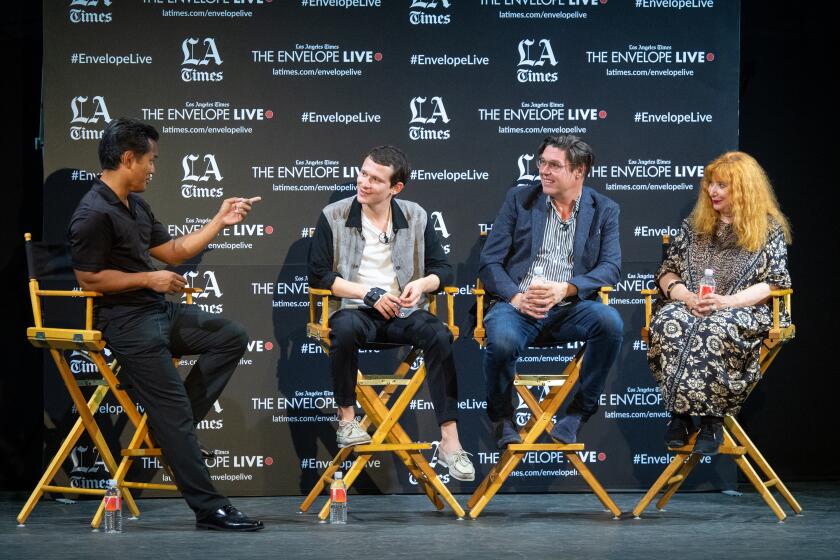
[
  {"xmin": 720, "ymin": 428, "xmax": 787, "ymax": 522},
  {"xmin": 91, "ymin": 415, "xmax": 158, "ymax": 528},
  {"xmin": 50, "ymin": 351, "xmax": 129, "ymax": 505},
  {"xmin": 655, "ymin": 452, "xmax": 701, "ymax": 510},
  {"xmin": 409, "ymin": 450, "xmax": 465, "ymax": 518},
  {"xmin": 355, "ymin": 385, "xmax": 443, "ymax": 510},
  {"xmin": 317, "ymin": 452, "xmax": 374, "ymax": 521},
  {"xmin": 632, "ymin": 452, "xmax": 692, "ymax": 518},
  {"xmin": 469, "ymin": 450, "xmax": 527, "ymax": 519},
  {"xmin": 299, "ymin": 447, "xmax": 353, "ymax": 513},
  {"xmin": 17, "ymin": 385, "xmax": 110, "ymax": 525},
  {"xmin": 725, "ymin": 417, "xmax": 802, "ymax": 515},
  {"xmin": 565, "ymin": 453, "xmax": 621, "ymax": 517}
]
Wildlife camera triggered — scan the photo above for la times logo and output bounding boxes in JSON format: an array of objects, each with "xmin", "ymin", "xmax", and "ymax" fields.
[
  {"xmin": 70, "ymin": 95, "xmax": 112, "ymax": 141},
  {"xmin": 409, "ymin": 0, "xmax": 451, "ymax": 25},
  {"xmin": 430, "ymin": 211, "xmax": 451, "ymax": 254},
  {"xmin": 517, "ymin": 39, "xmax": 558, "ymax": 83},
  {"xmin": 182, "ymin": 154, "xmax": 223, "ymax": 198},
  {"xmin": 69, "ymin": 0, "xmax": 112, "ymax": 24},
  {"xmin": 409, "ymin": 96, "xmax": 451, "ymax": 141},
  {"xmin": 184, "ymin": 270, "xmax": 224, "ymax": 314},
  {"xmin": 517, "ymin": 154, "xmax": 538, "ymax": 182},
  {"xmin": 181, "ymin": 38, "xmax": 223, "ymax": 83}
]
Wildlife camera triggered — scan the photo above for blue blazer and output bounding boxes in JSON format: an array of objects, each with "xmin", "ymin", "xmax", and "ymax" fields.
[{"xmin": 479, "ymin": 182, "xmax": 621, "ymax": 302}]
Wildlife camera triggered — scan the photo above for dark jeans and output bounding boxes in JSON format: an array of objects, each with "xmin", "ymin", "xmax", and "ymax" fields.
[
  {"xmin": 483, "ymin": 300, "xmax": 623, "ymax": 423},
  {"xmin": 99, "ymin": 301, "xmax": 248, "ymax": 517},
  {"xmin": 328, "ymin": 307, "xmax": 459, "ymax": 425}
]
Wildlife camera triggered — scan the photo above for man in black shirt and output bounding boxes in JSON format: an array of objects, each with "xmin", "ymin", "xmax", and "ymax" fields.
[{"xmin": 68, "ymin": 118, "xmax": 263, "ymax": 531}]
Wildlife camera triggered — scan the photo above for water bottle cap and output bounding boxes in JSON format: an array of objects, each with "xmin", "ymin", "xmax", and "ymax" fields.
[
  {"xmin": 106, "ymin": 479, "xmax": 117, "ymax": 488},
  {"xmin": 704, "ymin": 268, "xmax": 714, "ymax": 275},
  {"xmin": 334, "ymin": 471, "xmax": 343, "ymax": 480}
]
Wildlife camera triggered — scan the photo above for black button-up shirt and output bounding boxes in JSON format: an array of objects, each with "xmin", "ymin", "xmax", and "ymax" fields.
[{"xmin": 68, "ymin": 178, "xmax": 172, "ymax": 316}]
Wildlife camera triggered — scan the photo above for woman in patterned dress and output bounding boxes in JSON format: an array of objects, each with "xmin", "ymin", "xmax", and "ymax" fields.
[{"xmin": 647, "ymin": 151, "xmax": 792, "ymax": 455}]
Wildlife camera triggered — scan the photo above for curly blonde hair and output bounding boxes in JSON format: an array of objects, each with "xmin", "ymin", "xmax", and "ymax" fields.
[{"xmin": 690, "ymin": 151, "xmax": 791, "ymax": 251}]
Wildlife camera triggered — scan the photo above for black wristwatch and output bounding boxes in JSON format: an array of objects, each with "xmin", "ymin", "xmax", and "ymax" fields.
[{"xmin": 363, "ymin": 287, "xmax": 387, "ymax": 308}]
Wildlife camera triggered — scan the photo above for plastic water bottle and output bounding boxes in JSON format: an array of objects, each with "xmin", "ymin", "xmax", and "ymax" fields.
[
  {"xmin": 699, "ymin": 268, "xmax": 716, "ymax": 297},
  {"xmin": 532, "ymin": 265, "xmax": 547, "ymax": 287},
  {"xmin": 329, "ymin": 471, "xmax": 347, "ymax": 524},
  {"xmin": 103, "ymin": 479, "xmax": 122, "ymax": 533}
]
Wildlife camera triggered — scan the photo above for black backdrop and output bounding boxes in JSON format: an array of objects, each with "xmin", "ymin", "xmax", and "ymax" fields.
[{"xmin": 2, "ymin": 2, "xmax": 837, "ymax": 495}]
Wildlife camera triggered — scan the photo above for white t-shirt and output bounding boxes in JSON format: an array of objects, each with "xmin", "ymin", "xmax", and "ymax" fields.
[{"xmin": 343, "ymin": 213, "xmax": 401, "ymax": 309}]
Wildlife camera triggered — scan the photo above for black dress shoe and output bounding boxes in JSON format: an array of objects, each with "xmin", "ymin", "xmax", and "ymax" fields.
[
  {"xmin": 198, "ymin": 442, "xmax": 216, "ymax": 459},
  {"xmin": 692, "ymin": 416, "xmax": 723, "ymax": 456},
  {"xmin": 196, "ymin": 505, "xmax": 264, "ymax": 531},
  {"xmin": 665, "ymin": 413, "xmax": 695, "ymax": 447}
]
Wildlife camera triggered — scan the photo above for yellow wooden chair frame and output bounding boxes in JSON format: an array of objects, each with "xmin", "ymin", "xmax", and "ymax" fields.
[
  {"xmin": 467, "ymin": 278, "xmax": 622, "ymax": 519},
  {"xmin": 18, "ymin": 233, "xmax": 183, "ymax": 528},
  {"xmin": 632, "ymin": 244, "xmax": 800, "ymax": 522},
  {"xmin": 298, "ymin": 286, "xmax": 466, "ymax": 520}
]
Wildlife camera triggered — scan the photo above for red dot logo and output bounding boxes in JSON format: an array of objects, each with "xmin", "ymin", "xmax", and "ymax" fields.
[
  {"xmin": 264, "ymin": 456, "xmax": 273, "ymax": 466},
  {"xmin": 598, "ymin": 110, "xmax": 607, "ymax": 119},
  {"xmin": 706, "ymin": 52, "xmax": 715, "ymax": 62},
  {"xmin": 265, "ymin": 109, "xmax": 274, "ymax": 119},
  {"xmin": 597, "ymin": 452, "xmax": 607, "ymax": 461},
  {"xmin": 374, "ymin": 52, "xmax": 383, "ymax": 62},
  {"xmin": 600, "ymin": 0, "xmax": 608, "ymax": 3},
  {"xmin": 265, "ymin": 225, "xmax": 274, "ymax": 235},
  {"xmin": 265, "ymin": 341, "xmax": 273, "ymax": 351}
]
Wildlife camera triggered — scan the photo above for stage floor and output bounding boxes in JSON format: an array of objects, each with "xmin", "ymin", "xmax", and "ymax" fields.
[{"xmin": 2, "ymin": 482, "xmax": 838, "ymax": 559}]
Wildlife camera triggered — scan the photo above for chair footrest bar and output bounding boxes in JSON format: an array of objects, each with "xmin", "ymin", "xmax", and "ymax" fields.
[
  {"xmin": 507, "ymin": 443, "xmax": 585, "ymax": 452},
  {"xmin": 121, "ymin": 449, "xmax": 163, "ymax": 457},
  {"xmin": 514, "ymin": 375, "xmax": 569, "ymax": 387},
  {"xmin": 357, "ymin": 376, "xmax": 411, "ymax": 386},
  {"xmin": 764, "ymin": 478, "xmax": 779, "ymax": 488},
  {"xmin": 352, "ymin": 443, "xmax": 431, "ymax": 452},
  {"xmin": 666, "ymin": 474, "xmax": 686, "ymax": 485},
  {"xmin": 666, "ymin": 445, "xmax": 746, "ymax": 455},
  {"xmin": 121, "ymin": 482, "xmax": 178, "ymax": 491},
  {"xmin": 42, "ymin": 485, "xmax": 106, "ymax": 496}
]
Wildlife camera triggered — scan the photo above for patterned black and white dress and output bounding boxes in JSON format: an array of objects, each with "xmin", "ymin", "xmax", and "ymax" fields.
[{"xmin": 647, "ymin": 219, "xmax": 791, "ymax": 417}]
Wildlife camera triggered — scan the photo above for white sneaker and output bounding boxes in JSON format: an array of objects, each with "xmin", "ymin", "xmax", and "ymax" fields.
[
  {"xmin": 336, "ymin": 420, "xmax": 372, "ymax": 448},
  {"xmin": 437, "ymin": 447, "xmax": 475, "ymax": 482}
]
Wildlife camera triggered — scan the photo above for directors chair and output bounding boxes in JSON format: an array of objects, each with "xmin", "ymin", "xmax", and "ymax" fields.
[
  {"xmin": 299, "ymin": 286, "xmax": 466, "ymax": 520},
  {"xmin": 467, "ymin": 232, "xmax": 622, "ymax": 519},
  {"xmin": 632, "ymin": 235, "xmax": 801, "ymax": 522},
  {"xmin": 18, "ymin": 233, "xmax": 182, "ymax": 529}
]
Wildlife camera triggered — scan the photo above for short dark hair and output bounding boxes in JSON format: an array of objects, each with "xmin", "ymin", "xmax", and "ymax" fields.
[
  {"xmin": 98, "ymin": 118, "xmax": 160, "ymax": 170},
  {"xmin": 537, "ymin": 135, "xmax": 594, "ymax": 175},
  {"xmin": 366, "ymin": 145, "xmax": 411, "ymax": 186}
]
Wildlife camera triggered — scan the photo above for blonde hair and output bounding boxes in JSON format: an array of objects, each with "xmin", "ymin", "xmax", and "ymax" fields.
[{"xmin": 690, "ymin": 151, "xmax": 791, "ymax": 251}]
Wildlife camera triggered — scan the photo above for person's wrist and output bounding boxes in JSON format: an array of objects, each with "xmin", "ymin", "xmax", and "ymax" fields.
[{"xmin": 364, "ymin": 287, "xmax": 386, "ymax": 308}]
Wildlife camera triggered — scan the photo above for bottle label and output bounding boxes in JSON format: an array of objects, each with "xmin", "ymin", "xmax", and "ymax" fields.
[
  {"xmin": 330, "ymin": 487, "xmax": 347, "ymax": 503},
  {"xmin": 699, "ymin": 284, "xmax": 715, "ymax": 297},
  {"xmin": 104, "ymin": 495, "xmax": 121, "ymax": 512}
]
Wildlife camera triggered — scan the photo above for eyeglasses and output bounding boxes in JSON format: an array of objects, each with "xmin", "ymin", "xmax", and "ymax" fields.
[{"xmin": 537, "ymin": 158, "xmax": 567, "ymax": 172}]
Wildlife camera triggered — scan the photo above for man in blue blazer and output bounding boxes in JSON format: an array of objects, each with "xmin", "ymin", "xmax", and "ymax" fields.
[{"xmin": 479, "ymin": 135, "xmax": 623, "ymax": 448}]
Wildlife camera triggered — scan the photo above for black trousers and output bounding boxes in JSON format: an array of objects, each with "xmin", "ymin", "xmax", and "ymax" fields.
[
  {"xmin": 328, "ymin": 307, "xmax": 459, "ymax": 425},
  {"xmin": 99, "ymin": 301, "xmax": 248, "ymax": 517}
]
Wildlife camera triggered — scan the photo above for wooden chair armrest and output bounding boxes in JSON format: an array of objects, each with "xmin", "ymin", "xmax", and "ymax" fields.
[
  {"xmin": 309, "ymin": 288, "xmax": 333, "ymax": 296},
  {"xmin": 769, "ymin": 288, "xmax": 793, "ymax": 330},
  {"xmin": 308, "ymin": 287, "xmax": 333, "ymax": 330},
  {"xmin": 435, "ymin": 287, "xmax": 460, "ymax": 339},
  {"xmin": 597, "ymin": 286, "xmax": 613, "ymax": 305},
  {"xmin": 639, "ymin": 288, "xmax": 659, "ymax": 333},
  {"xmin": 35, "ymin": 289, "xmax": 102, "ymax": 297}
]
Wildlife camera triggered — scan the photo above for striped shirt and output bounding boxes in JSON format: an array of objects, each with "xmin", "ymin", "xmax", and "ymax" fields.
[{"xmin": 519, "ymin": 196, "xmax": 579, "ymax": 296}]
